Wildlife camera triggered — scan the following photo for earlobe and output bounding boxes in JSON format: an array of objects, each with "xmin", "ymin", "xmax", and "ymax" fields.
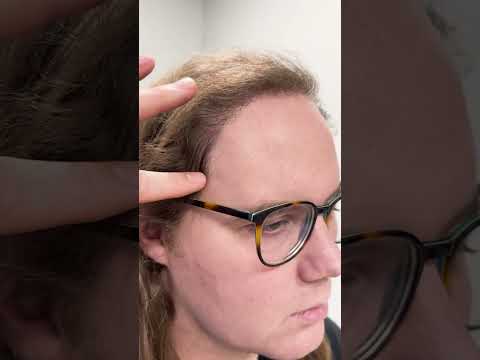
[{"xmin": 139, "ymin": 219, "xmax": 169, "ymax": 266}]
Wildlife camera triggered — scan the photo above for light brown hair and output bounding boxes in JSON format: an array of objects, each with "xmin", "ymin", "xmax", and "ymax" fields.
[{"xmin": 140, "ymin": 51, "xmax": 331, "ymax": 360}]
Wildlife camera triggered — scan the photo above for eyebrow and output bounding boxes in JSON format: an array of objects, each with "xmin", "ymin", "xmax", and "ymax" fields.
[{"xmin": 247, "ymin": 183, "xmax": 341, "ymax": 213}]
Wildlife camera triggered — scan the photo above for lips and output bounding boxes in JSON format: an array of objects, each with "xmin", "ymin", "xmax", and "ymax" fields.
[{"xmin": 292, "ymin": 304, "xmax": 328, "ymax": 322}]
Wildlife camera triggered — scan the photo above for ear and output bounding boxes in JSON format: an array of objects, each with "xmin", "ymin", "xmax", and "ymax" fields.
[
  {"xmin": 139, "ymin": 218, "xmax": 169, "ymax": 266},
  {"xmin": 0, "ymin": 280, "xmax": 69, "ymax": 360}
]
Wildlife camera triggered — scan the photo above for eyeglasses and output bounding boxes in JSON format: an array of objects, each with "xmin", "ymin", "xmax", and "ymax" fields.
[
  {"xmin": 341, "ymin": 212, "xmax": 480, "ymax": 360},
  {"xmin": 182, "ymin": 188, "xmax": 341, "ymax": 267}
]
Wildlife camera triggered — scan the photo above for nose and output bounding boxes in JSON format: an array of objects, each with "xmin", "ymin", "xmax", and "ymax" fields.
[{"xmin": 297, "ymin": 215, "xmax": 341, "ymax": 283}]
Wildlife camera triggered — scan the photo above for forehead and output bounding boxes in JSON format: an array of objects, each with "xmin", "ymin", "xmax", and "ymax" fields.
[{"xmin": 201, "ymin": 94, "xmax": 339, "ymax": 209}]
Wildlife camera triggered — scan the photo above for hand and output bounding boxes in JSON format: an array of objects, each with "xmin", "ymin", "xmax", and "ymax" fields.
[
  {"xmin": 0, "ymin": 57, "xmax": 205, "ymax": 235},
  {"xmin": 138, "ymin": 56, "xmax": 206, "ymax": 204}
]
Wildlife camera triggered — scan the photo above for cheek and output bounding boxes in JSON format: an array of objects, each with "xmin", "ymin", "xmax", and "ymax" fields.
[
  {"xmin": 169, "ymin": 222, "xmax": 272, "ymax": 312},
  {"xmin": 171, "ymin": 215, "xmax": 258, "ymax": 283},
  {"xmin": 168, "ymin": 218, "xmax": 299, "ymax": 348}
]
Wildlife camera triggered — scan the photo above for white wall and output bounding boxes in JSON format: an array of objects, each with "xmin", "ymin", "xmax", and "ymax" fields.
[
  {"xmin": 139, "ymin": 0, "xmax": 203, "ymax": 88},
  {"xmin": 203, "ymin": 0, "xmax": 341, "ymax": 143},
  {"xmin": 139, "ymin": 0, "xmax": 341, "ymax": 326}
]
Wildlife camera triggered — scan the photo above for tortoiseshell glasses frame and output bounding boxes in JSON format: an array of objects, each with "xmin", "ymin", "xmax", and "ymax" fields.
[
  {"xmin": 341, "ymin": 212, "xmax": 480, "ymax": 360},
  {"xmin": 182, "ymin": 189, "xmax": 341, "ymax": 267}
]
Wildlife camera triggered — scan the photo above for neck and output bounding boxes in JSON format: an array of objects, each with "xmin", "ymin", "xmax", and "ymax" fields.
[{"xmin": 171, "ymin": 310, "xmax": 259, "ymax": 360}]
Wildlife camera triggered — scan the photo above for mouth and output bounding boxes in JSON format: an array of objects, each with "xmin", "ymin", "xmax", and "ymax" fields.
[{"xmin": 291, "ymin": 304, "xmax": 328, "ymax": 322}]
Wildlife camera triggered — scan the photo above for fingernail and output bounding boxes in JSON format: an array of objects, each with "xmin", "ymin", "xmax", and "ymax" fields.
[
  {"xmin": 185, "ymin": 172, "xmax": 206, "ymax": 183},
  {"xmin": 174, "ymin": 77, "xmax": 196, "ymax": 90}
]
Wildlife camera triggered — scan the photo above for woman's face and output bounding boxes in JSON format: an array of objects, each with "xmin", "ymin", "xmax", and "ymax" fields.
[{"xmin": 165, "ymin": 94, "xmax": 341, "ymax": 359}]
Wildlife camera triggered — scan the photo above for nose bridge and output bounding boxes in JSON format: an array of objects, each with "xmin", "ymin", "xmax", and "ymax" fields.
[{"xmin": 299, "ymin": 215, "xmax": 341, "ymax": 278}]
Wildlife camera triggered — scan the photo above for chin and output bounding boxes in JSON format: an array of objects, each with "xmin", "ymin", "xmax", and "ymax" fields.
[{"xmin": 260, "ymin": 321, "xmax": 325, "ymax": 360}]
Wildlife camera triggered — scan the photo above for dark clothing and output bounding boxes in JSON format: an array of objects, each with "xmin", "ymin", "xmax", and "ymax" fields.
[
  {"xmin": 325, "ymin": 317, "xmax": 341, "ymax": 360},
  {"xmin": 259, "ymin": 318, "xmax": 341, "ymax": 360}
]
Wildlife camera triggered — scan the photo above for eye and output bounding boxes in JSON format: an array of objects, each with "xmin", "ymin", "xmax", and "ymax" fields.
[{"xmin": 263, "ymin": 219, "xmax": 291, "ymax": 234}]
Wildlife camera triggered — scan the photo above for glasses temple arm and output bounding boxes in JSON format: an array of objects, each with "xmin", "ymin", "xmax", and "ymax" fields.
[{"xmin": 183, "ymin": 198, "xmax": 252, "ymax": 221}]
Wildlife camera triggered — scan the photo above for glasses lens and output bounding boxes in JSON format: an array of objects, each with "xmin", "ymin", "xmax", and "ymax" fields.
[
  {"xmin": 342, "ymin": 234, "xmax": 420, "ymax": 359},
  {"xmin": 260, "ymin": 204, "xmax": 315, "ymax": 265},
  {"xmin": 445, "ymin": 222, "xmax": 480, "ymax": 348}
]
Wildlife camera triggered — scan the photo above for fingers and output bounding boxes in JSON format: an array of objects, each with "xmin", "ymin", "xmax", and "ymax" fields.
[
  {"xmin": 0, "ymin": 157, "xmax": 138, "ymax": 235},
  {"xmin": 139, "ymin": 78, "xmax": 197, "ymax": 121},
  {"xmin": 0, "ymin": 0, "xmax": 103, "ymax": 38},
  {"xmin": 138, "ymin": 55, "xmax": 198, "ymax": 120},
  {"xmin": 138, "ymin": 60, "xmax": 204, "ymax": 205},
  {"xmin": 139, "ymin": 170, "xmax": 206, "ymax": 204},
  {"xmin": 139, "ymin": 56, "xmax": 155, "ymax": 80}
]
